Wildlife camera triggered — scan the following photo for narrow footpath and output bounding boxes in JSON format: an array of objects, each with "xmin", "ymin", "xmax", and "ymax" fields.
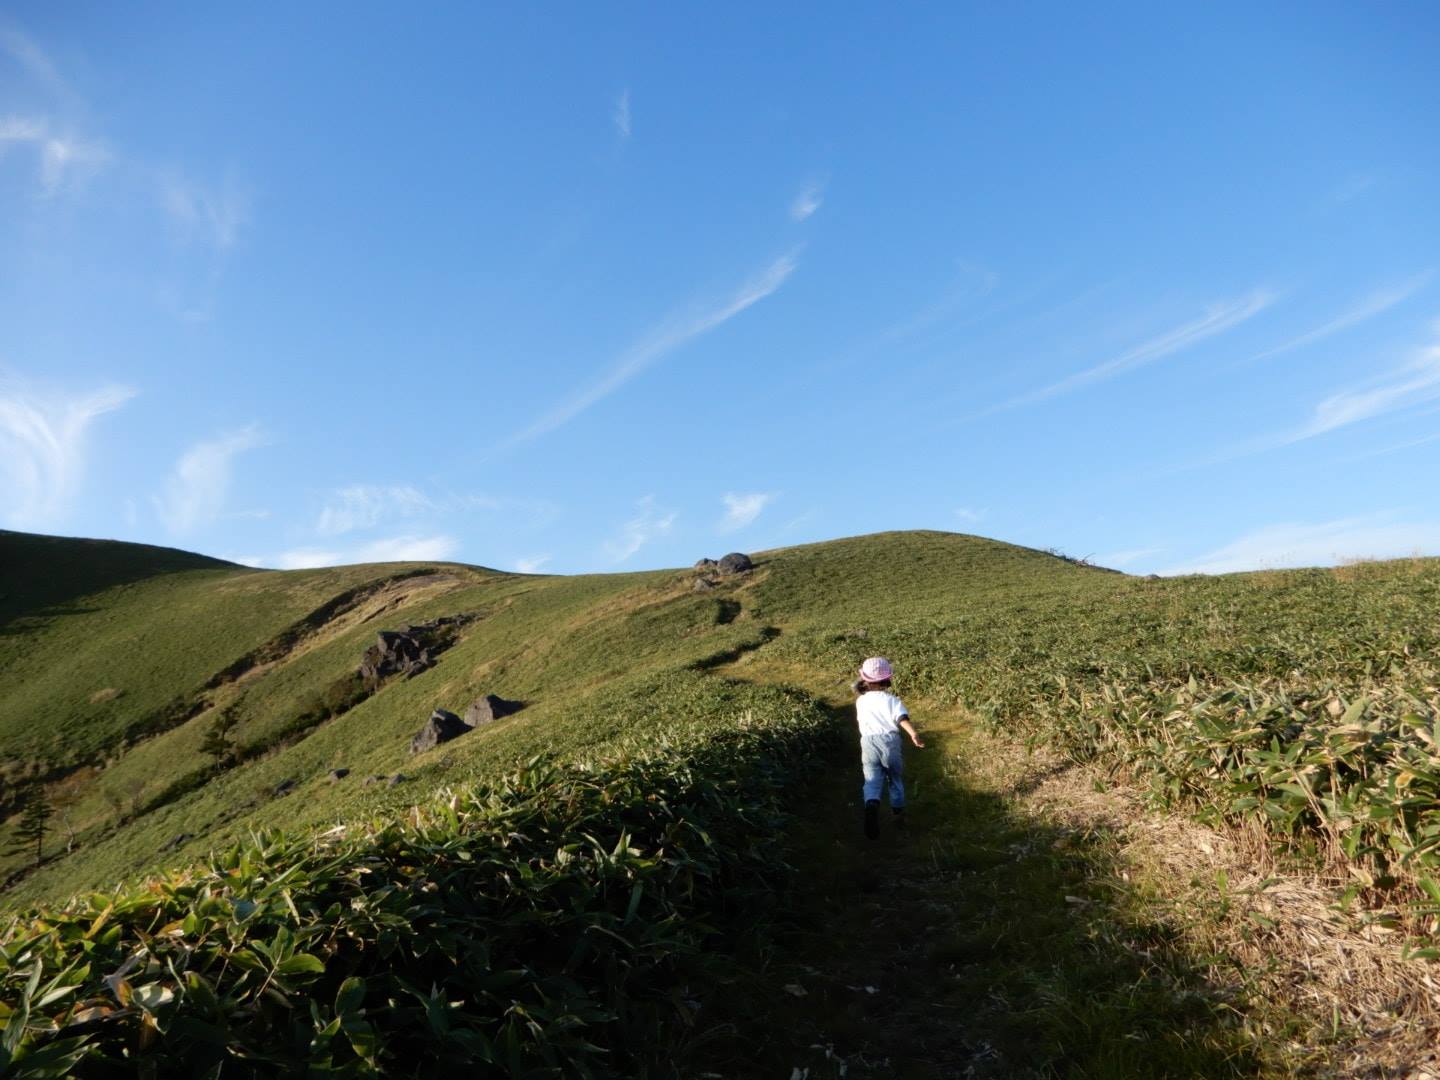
[
  {"xmin": 704, "ymin": 659, "xmax": 1272, "ymax": 1079},
  {"xmin": 774, "ymin": 701, "xmax": 1269, "ymax": 1077}
]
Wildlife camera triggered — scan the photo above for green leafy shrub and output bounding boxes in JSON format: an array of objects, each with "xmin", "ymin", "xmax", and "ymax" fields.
[
  {"xmin": 765, "ymin": 559, "xmax": 1440, "ymax": 923},
  {"xmin": 0, "ymin": 701, "xmax": 831, "ymax": 1076}
]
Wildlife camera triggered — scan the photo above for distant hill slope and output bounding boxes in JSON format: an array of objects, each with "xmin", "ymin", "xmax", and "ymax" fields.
[
  {"xmin": 0, "ymin": 528, "xmax": 1100, "ymax": 904},
  {"xmin": 0, "ymin": 529, "xmax": 237, "ymax": 627}
]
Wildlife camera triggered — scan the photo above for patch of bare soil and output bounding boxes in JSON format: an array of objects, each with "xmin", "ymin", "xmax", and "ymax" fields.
[{"xmin": 213, "ymin": 569, "xmax": 476, "ymax": 688}]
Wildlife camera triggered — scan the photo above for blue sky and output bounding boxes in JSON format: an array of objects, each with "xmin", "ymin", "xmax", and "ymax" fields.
[{"xmin": 3, "ymin": 4, "xmax": 1439, "ymax": 576}]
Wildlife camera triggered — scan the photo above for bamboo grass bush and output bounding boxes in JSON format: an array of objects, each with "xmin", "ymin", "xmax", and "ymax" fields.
[
  {"xmin": 766, "ymin": 561, "xmax": 1440, "ymax": 941},
  {"xmin": 0, "ymin": 701, "xmax": 832, "ymax": 1077}
]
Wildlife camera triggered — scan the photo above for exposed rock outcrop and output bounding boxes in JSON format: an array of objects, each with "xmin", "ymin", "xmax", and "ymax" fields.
[
  {"xmin": 464, "ymin": 693, "xmax": 522, "ymax": 728},
  {"xmin": 359, "ymin": 630, "xmax": 433, "ymax": 681},
  {"xmin": 692, "ymin": 552, "xmax": 751, "ymax": 585},
  {"xmin": 357, "ymin": 615, "xmax": 475, "ymax": 682},
  {"xmin": 717, "ymin": 552, "xmax": 753, "ymax": 575},
  {"xmin": 410, "ymin": 709, "xmax": 468, "ymax": 754},
  {"xmin": 362, "ymin": 772, "xmax": 409, "ymax": 787}
]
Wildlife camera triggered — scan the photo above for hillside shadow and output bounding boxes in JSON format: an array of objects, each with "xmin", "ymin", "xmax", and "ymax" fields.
[
  {"xmin": 0, "ymin": 604, "xmax": 102, "ymax": 640},
  {"xmin": 702, "ymin": 700, "xmax": 1264, "ymax": 1079},
  {"xmin": 0, "ymin": 530, "xmax": 236, "ymax": 633}
]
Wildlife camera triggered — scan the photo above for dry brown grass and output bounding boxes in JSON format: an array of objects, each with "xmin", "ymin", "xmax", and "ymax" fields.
[
  {"xmin": 87, "ymin": 687, "xmax": 123, "ymax": 704},
  {"xmin": 978, "ymin": 723, "xmax": 1440, "ymax": 1079},
  {"xmin": 1332, "ymin": 555, "xmax": 1431, "ymax": 583}
]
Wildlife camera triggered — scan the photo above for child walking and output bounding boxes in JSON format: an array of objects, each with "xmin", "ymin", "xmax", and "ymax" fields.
[{"xmin": 854, "ymin": 656, "xmax": 924, "ymax": 839}]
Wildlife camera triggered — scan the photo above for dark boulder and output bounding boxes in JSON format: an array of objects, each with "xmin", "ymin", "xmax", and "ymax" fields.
[
  {"xmin": 328, "ymin": 768, "xmax": 350, "ymax": 783},
  {"xmin": 716, "ymin": 552, "xmax": 753, "ymax": 575},
  {"xmin": 694, "ymin": 557, "xmax": 718, "ymax": 570},
  {"xmin": 464, "ymin": 694, "xmax": 522, "ymax": 728},
  {"xmin": 159, "ymin": 832, "xmax": 194, "ymax": 852},
  {"xmin": 274, "ymin": 778, "xmax": 297, "ymax": 797},
  {"xmin": 358, "ymin": 629, "xmax": 434, "ymax": 681},
  {"xmin": 362, "ymin": 774, "xmax": 388, "ymax": 787},
  {"xmin": 692, "ymin": 576, "xmax": 717, "ymax": 592},
  {"xmin": 387, "ymin": 773, "xmax": 407, "ymax": 787},
  {"xmin": 410, "ymin": 709, "xmax": 469, "ymax": 754}
]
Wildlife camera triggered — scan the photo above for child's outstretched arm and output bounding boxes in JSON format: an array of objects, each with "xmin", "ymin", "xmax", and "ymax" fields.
[{"xmin": 899, "ymin": 715, "xmax": 925, "ymax": 748}]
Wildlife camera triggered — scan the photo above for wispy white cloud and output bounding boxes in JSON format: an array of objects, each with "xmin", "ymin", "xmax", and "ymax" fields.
[
  {"xmin": 1161, "ymin": 516, "xmax": 1440, "ymax": 576},
  {"xmin": 2, "ymin": 25, "xmax": 247, "ymax": 320},
  {"xmin": 954, "ymin": 506, "xmax": 987, "ymax": 525},
  {"xmin": 874, "ymin": 265, "xmax": 1000, "ymax": 349},
  {"xmin": 1195, "ymin": 326, "xmax": 1440, "ymax": 468},
  {"xmin": 1097, "ymin": 546, "xmax": 1162, "ymax": 569},
  {"xmin": 720, "ymin": 492, "xmax": 775, "ymax": 532},
  {"xmin": 775, "ymin": 511, "xmax": 817, "ymax": 538},
  {"xmin": 1250, "ymin": 273, "xmax": 1432, "ymax": 362},
  {"xmin": 313, "ymin": 484, "xmax": 526, "ymax": 536},
  {"xmin": 161, "ymin": 172, "xmax": 247, "ymax": 249},
  {"xmin": 0, "ymin": 31, "xmax": 105, "ymax": 193},
  {"xmin": 316, "ymin": 485, "xmax": 436, "ymax": 535},
  {"xmin": 1281, "ymin": 335, "xmax": 1440, "ymax": 446},
  {"xmin": 514, "ymin": 554, "xmax": 552, "ymax": 574},
  {"xmin": 354, "ymin": 534, "xmax": 460, "ymax": 562},
  {"xmin": 154, "ymin": 425, "xmax": 266, "ymax": 534},
  {"xmin": 604, "ymin": 496, "xmax": 676, "ymax": 563},
  {"xmin": 0, "ymin": 115, "xmax": 109, "ymax": 193},
  {"xmin": 503, "ymin": 250, "xmax": 800, "ymax": 448},
  {"xmin": 790, "ymin": 179, "xmax": 824, "ymax": 222},
  {"xmin": 0, "ymin": 27, "xmax": 67, "ymax": 97},
  {"xmin": 1005, "ymin": 289, "xmax": 1277, "ymax": 408},
  {"xmin": 0, "ymin": 378, "xmax": 135, "ymax": 528},
  {"xmin": 613, "ymin": 89, "xmax": 631, "ymax": 138},
  {"xmin": 263, "ymin": 534, "xmax": 461, "ymax": 570},
  {"xmin": 1342, "ymin": 426, "xmax": 1440, "ymax": 463},
  {"xmin": 269, "ymin": 549, "xmax": 341, "ymax": 570},
  {"xmin": 0, "ymin": 116, "xmax": 45, "ymax": 143}
]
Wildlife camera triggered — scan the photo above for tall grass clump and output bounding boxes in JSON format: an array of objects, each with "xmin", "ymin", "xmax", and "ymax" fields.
[{"xmin": 0, "ymin": 697, "xmax": 833, "ymax": 1077}]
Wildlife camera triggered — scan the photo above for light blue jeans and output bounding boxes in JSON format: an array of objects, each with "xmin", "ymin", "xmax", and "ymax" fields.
[{"xmin": 860, "ymin": 732, "xmax": 905, "ymax": 807}]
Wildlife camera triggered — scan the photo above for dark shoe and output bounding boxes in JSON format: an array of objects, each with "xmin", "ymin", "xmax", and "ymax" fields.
[{"xmin": 864, "ymin": 800, "xmax": 880, "ymax": 840}]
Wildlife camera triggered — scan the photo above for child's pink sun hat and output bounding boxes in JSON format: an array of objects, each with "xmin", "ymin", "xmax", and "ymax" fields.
[{"xmin": 859, "ymin": 656, "xmax": 893, "ymax": 682}]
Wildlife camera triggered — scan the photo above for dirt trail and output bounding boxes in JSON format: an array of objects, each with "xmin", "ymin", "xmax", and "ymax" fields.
[
  {"xmin": 704, "ymin": 653, "xmax": 1440, "ymax": 1078},
  {"xmin": 740, "ymin": 693, "xmax": 1258, "ymax": 1077}
]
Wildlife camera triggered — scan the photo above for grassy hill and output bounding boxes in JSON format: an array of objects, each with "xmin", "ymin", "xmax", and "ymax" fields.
[
  {"xmin": 0, "ymin": 529, "xmax": 1098, "ymax": 905},
  {"xmin": 3, "ymin": 528, "xmax": 1439, "ymax": 1075}
]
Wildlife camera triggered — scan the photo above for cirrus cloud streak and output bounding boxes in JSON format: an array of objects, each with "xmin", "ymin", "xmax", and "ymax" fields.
[{"xmin": 0, "ymin": 379, "xmax": 136, "ymax": 528}]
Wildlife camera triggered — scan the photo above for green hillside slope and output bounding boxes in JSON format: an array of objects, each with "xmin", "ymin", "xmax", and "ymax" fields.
[
  {"xmin": 0, "ymin": 530, "xmax": 235, "ymax": 628},
  {"xmin": 6, "ymin": 530, "xmax": 1440, "ymax": 910},
  {"xmin": 2, "ymin": 529, "xmax": 1093, "ymax": 904},
  {"xmin": 3, "ymin": 529, "xmax": 1439, "ymax": 1075}
]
